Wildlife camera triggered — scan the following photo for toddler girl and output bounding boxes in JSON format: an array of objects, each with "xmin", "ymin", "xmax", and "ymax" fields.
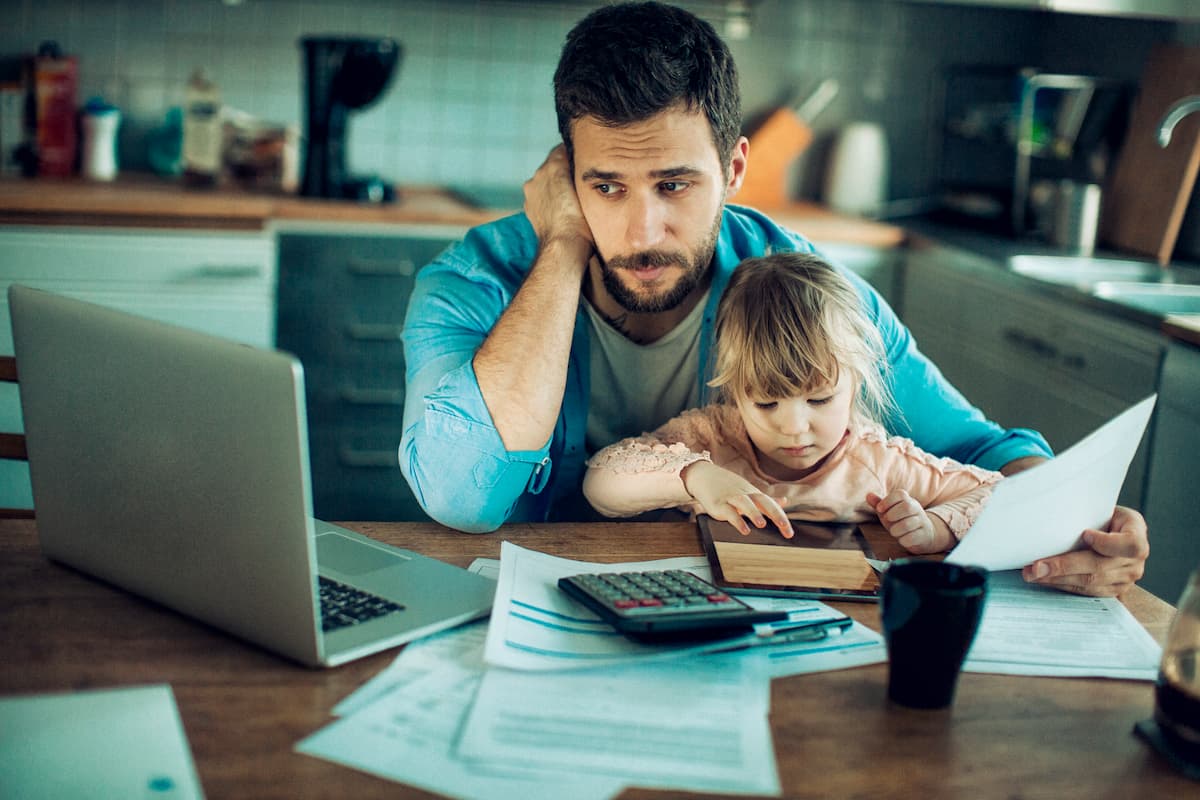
[{"xmin": 583, "ymin": 252, "xmax": 1001, "ymax": 554}]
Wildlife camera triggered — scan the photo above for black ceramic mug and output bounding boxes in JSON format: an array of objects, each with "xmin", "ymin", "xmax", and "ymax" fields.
[{"xmin": 881, "ymin": 559, "xmax": 988, "ymax": 709}]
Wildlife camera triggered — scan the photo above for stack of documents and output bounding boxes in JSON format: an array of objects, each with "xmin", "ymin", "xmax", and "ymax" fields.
[
  {"xmin": 297, "ymin": 540, "xmax": 1165, "ymax": 798},
  {"xmin": 297, "ymin": 542, "xmax": 887, "ymax": 799},
  {"xmin": 483, "ymin": 542, "xmax": 885, "ymax": 675},
  {"xmin": 963, "ymin": 570, "xmax": 1161, "ymax": 680}
]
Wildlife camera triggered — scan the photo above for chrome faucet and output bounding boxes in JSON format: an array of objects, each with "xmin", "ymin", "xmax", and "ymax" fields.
[{"xmin": 1158, "ymin": 96, "xmax": 1200, "ymax": 148}]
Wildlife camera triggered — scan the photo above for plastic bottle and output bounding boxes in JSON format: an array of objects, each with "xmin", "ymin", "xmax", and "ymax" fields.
[
  {"xmin": 32, "ymin": 41, "xmax": 78, "ymax": 178},
  {"xmin": 182, "ymin": 70, "xmax": 221, "ymax": 186},
  {"xmin": 80, "ymin": 97, "xmax": 120, "ymax": 181}
]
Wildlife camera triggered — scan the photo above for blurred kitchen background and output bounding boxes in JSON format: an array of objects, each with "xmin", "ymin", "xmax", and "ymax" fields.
[
  {"xmin": 0, "ymin": 0, "xmax": 1196, "ymax": 202},
  {"xmin": 4, "ymin": 0, "xmax": 1200, "ymax": 601}
]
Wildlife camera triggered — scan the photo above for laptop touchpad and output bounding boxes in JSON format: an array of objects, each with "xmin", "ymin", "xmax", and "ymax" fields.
[{"xmin": 316, "ymin": 532, "xmax": 411, "ymax": 576}]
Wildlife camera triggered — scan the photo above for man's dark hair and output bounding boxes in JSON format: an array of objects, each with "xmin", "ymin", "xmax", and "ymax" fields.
[{"xmin": 553, "ymin": 1, "xmax": 741, "ymax": 169}]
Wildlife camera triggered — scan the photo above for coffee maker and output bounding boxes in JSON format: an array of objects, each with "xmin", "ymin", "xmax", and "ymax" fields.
[{"xmin": 300, "ymin": 36, "xmax": 400, "ymax": 203}]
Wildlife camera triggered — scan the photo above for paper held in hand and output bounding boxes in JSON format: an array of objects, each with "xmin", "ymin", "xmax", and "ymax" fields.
[{"xmin": 945, "ymin": 395, "xmax": 1156, "ymax": 572}]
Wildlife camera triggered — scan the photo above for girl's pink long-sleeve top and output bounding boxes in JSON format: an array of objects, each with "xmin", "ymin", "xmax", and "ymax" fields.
[{"xmin": 583, "ymin": 405, "xmax": 1003, "ymax": 540}]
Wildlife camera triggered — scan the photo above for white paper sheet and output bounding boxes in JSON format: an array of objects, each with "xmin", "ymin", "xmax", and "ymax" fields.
[
  {"xmin": 946, "ymin": 395, "xmax": 1156, "ymax": 571},
  {"xmin": 457, "ymin": 655, "xmax": 780, "ymax": 797},
  {"xmin": 751, "ymin": 619, "xmax": 887, "ymax": 678},
  {"xmin": 331, "ymin": 557, "xmax": 498, "ymax": 717},
  {"xmin": 0, "ymin": 684, "xmax": 204, "ymax": 800},
  {"xmin": 298, "ymin": 662, "xmax": 626, "ymax": 800},
  {"xmin": 320, "ymin": 609, "xmax": 786, "ymax": 799},
  {"xmin": 333, "ymin": 619, "xmax": 491, "ymax": 717},
  {"xmin": 484, "ymin": 542, "xmax": 883, "ymax": 673},
  {"xmin": 963, "ymin": 570, "xmax": 1162, "ymax": 679}
]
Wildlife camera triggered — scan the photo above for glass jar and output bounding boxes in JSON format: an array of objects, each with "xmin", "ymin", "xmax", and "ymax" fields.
[{"xmin": 1153, "ymin": 568, "xmax": 1200, "ymax": 769}]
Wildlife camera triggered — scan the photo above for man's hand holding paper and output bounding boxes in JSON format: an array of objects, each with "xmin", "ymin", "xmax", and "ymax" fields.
[
  {"xmin": 945, "ymin": 396, "xmax": 1156, "ymax": 598},
  {"xmin": 1020, "ymin": 506, "xmax": 1150, "ymax": 597}
]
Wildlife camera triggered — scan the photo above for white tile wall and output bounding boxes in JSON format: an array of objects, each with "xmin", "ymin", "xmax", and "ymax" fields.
[{"xmin": 0, "ymin": 0, "xmax": 1188, "ymax": 199}]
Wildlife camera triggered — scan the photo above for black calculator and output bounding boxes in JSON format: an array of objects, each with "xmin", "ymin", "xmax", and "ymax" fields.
[{"xmin": 558, "ymin": 569, "xmax": 789, "ymax": 643}]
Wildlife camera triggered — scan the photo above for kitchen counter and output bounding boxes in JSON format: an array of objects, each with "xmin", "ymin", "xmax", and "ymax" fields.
[
  {"xmin": 9, "ymin": 174, "xmax": 1191, "ymax": 345},
  {"xmin": 901, "ymin": 216, "xmax": 1200, "ymax": 350},
  {"xmin": 0, "ymin": 176, "xmax": 907, "ymax": 247},
  {"xmin": 0, "ymin": 175, "xmax": 508, "ymax": 230},
  {"xmin": 1163, "ymin": 316, "xmax": 1200, "ymax": 347},
  {"xmin": 746, "ymin": 202, "xmax": 906, "ymax": 249}
]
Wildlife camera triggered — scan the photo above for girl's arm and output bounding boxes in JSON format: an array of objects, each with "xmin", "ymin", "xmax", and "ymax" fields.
[
  {"xmin": 924, "ymin": 483, "xmax": 1001, "ymax": 543},
  {"xmin": 679, "ymin": 461, "xmax": 793, "ymax": 537},
  {"xmin": 584, "ymin": 433, "xmax": 793, "ymax": 536},
  {"xmin": 582, "ymin": 436, "xmax": 711, "ymax": 518},
  {"xmin": 583, "ymin": 408, "xmax": 790, "ymax": 534},
  {"xmin": 867, "ymin": 484, "xmax": 995, "ymax": 554},
  {"xmin": 863, "ymin": 432, "xmax": 1004, "ymax": 553}
]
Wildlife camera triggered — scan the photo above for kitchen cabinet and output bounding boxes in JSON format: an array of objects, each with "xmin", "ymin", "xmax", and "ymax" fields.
[
  {"xmin": 0, "ymin": 225, "xmax": 277, "ymax": 511},
  {"xmin": 1142, "ymin": 340, "xmax": 1200, "ymax": 604},
  {"xmin": 819, "ymin": 243, "xmax": 905, "ymax": 316},
  {"xmin": 900, "ymin": 241, "xmax": 1163, "ymax": 507},
  {"xmin": 275, "ymin": 225, "xmax": 467, "ymax": 522}
]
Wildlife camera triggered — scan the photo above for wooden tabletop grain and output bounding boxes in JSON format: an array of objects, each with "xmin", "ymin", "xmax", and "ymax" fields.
[{"xmin": 0, "ymin": 518, "xmax": 1188, "ymax": 799}]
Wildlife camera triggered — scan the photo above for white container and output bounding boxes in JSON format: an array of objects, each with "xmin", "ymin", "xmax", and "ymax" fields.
[
  {"xmin": 182, "ymin": 69, "xmax": 221, "ymax": 185},
  {"xmin": 81, "ymin": 105, "xmax": 120, "ymax": 181},
  {"xmin": 823, "ymin": 122, "xmax": 889, "ymax": 217}
]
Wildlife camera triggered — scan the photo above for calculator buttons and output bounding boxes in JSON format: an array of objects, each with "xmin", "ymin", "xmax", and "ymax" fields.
[{"xmin": 558, "ymin": 569, "xmax": 788, "ymax": 639}]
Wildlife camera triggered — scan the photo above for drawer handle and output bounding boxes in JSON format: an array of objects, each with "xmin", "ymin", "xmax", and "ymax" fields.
[
  {"xmin": 340, "ymin": 385, "xmax": 405, "ymax": 405},
  {"xmin": 337, "ymin": 446, "xmax": 400, "ymax": 468},
  {"xmin": 345, "ymin": 322, "xmax": 404, "ymax": 341},
  {"xmin": 1061, "ymin": 354, "xmax": 1087, "ymax": 370},
  {"xmin": 1002, "ymin": 328, "xmax": 1058, "ymax": 360},
  {"xmin": 191, "ymin": 264, "xmax": 264, "ymax": 279},
  {"xmin": 347, "ymin": 258, "xmax": 416, "ymax": 277}
]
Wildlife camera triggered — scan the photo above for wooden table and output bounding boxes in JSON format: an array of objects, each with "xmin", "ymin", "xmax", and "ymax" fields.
[{"xmin": 0, "ymin": 519, "xmax": 1190, "ymax": 799}]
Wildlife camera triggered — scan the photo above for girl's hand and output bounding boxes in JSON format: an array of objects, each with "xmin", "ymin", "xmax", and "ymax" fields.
[
  {"xmin": 866, "ymin": 490, "xmax": 952, "ymax": 554},
  {"xmin": 681, "ymin": 461, "xmax": 793, "ymax": 538}
]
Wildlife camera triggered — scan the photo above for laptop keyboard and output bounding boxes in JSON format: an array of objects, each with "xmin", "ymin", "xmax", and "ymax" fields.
[{"xmin": 318, "ymin": 576, "xmax": 405, "ymax": 633}]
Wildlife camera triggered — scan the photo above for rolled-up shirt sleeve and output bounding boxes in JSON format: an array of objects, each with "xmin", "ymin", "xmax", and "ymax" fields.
[{"xmin": 399, "ymin": 238, "xmax": 549, "ymax": 533}]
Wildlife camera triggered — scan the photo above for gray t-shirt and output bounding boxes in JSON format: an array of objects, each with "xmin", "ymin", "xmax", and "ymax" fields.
[{"xmin": 583, "ymin": 290, "xmax": 709, "ymax": 453}]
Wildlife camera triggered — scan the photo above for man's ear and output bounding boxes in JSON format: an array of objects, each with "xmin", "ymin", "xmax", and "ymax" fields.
[{"xmin": 725, "ymin": 136, "xmax": 750, "ymax": 199}]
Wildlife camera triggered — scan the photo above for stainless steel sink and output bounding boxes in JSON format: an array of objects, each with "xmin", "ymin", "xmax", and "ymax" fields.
[
  {"xmin": 1009, "ymin": 255, "xmax": 1200, "ymax": 316},
  {"xmin": 1091, "ymin": 282, "xmax": 1200, "ymax": 316},
  {"xmin": 1008, "ymin": 255, "xmax": 1165, "ymax": 288}
]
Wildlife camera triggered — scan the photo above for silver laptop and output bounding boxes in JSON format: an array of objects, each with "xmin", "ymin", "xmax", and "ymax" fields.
[{"xmin": 8, "ymin": 284, "xmax": 494, "ymax": 668}]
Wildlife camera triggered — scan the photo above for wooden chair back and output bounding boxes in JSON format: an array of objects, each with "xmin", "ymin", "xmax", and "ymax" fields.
[{"xmin": 0, "ymin": 355, "xmax": 33, "ymax": 518}]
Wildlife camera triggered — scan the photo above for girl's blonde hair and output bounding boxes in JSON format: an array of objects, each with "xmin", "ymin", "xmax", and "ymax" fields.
[{"xmin": 708, "ymin": 252, "xmax": 894, "ymax": 425}]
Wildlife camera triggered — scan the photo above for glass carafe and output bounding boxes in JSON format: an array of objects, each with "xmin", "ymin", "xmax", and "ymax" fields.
[{"xmin": 1149, "ymin": 568, "xmax": 1200, "ymax": 772}]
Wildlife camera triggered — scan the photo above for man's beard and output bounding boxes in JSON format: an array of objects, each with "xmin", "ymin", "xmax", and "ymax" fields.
[{"xmin": 598, "ymin": 208, "xmax": 723, "ymax": 314}]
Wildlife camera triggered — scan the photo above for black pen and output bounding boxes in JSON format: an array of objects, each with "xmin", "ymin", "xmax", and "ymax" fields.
[{"xmin": 716, "ymin": 616, "xmax": 854, "ymax": 653}]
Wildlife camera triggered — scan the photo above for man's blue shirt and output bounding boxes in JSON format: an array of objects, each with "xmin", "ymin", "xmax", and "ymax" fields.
[{"xmin": 399, "ymin": 204, "xmax": 1051, "ymax": 532}]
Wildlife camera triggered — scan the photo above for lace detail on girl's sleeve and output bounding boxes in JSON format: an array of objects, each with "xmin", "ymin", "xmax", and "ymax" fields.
[
  {"xmin": 929, "ymin": 485, "xmax": 998, "ymax": 540},
  {"xmin": 863, "ymin": 424, "xmax": 1003, "ymax": 484},
  {"xmin": 586, "ymin": 439, "xmax": 711, "ymax": 475}
]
